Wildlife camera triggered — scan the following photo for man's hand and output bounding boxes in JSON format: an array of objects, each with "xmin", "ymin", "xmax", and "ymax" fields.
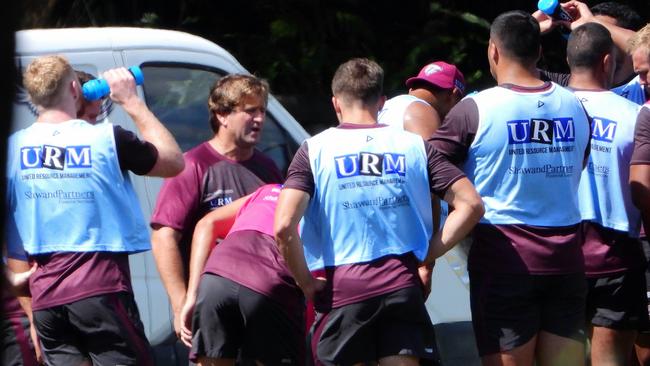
[
  {"xmin": 301, "ymin": 277, "xmax": 327, "ymax": 302},
  {"xmin": 179, "ymin": 296, "xmax": 196, "ymax": 348},
  {"xmin": 532, "ymin": 10, "xmax": 557, "ymax": 35},
  {"xmin": 418, "ymin": 263, "xmax": 434, "ymax": 301},
  {"xmin": 103, "ymin": 68, "xmax": 139, "ymax": 107},
  {"xmin": 560, "ymin": 0, "xmax": 594, "ymax": 30},
  {"xmin": 4, "ymin": 263, "xmax": 36, "ymax": 289}
]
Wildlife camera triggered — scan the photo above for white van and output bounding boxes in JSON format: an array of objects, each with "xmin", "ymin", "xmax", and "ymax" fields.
[{"xmin": 13, "ymin": 27, "xmax": 478, "ymax": 365}]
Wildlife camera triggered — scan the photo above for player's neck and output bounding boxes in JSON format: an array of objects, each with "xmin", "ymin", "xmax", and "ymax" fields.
[
  {"xmin": 496, "ymin": 61, "xmax": 544, "ymax": 88},
  {"xmin": 568, "ymin": 70, "xmax": 608, "ymax": 91},
  {"xmin": 36, "ymin": 108, "xmax": 76, "ymax": 124},
  {"xmin": 337, "ymin": 108, "xmax": 378, "ymax": 126},
  {"xmin": 208, "ymin": 135, "xmax": 254, "ymax": 161}
]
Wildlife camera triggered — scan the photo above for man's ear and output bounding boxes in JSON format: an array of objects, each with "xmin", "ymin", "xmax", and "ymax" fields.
[
  {"xmin": 488, "ymin": 40, "xmax": 499, "ymax": 66},
  {"xmin": 215, "ymin": 110, "xmax": 229, "ymax": 128},
  {"xmin": 332, "ymin": 96, "xmax": 343, "ymax": 122},
  {"xmin": 451, "ymin": 87, "xmax": 463, "ymax": 103},
  {"xmin": 331, "ymin": 96, "xmax": 341, "ymax": 114},
  {"xmin": 71, "ymin": 79, "xmax": 80, "ymax": 100},
  {"xmin": 603, "ymin": 52, "xmax": 615, "ymax": 76}
]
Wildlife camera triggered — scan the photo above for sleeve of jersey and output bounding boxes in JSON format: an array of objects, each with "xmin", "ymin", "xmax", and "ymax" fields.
[
  {"xmin": 632, "ymin": 107, "xmax": 650, "ymax": 165},
  {"xmin": 150, "ymin": 157, "xmax": 200, "ymax": 231},
  {"xmin": 113, "ymin": 125, "xmax": 158, "ymax": 175},
  {"xmin": 283, "ymin": 142, "xmax": 315, "ymax": 197},
  {"xmin": 428, "ymin": 98, "xmax": 479, "ymax": 166},
  {"xmin": 425, "ymin": 143, "xmax": 466, "ymax": 199}
]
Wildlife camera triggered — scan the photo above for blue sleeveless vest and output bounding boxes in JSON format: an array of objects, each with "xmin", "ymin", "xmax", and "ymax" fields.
[
  {"xmin": 612, "ymin": 76, "xmax": 647, "ymax": 105},
  {"xmin": 576, "ymin": 90, "xmax": 642, "ymax": 236},
  {"xmin": 300, "ymin": 126, "xmax": 432, "ymax": 271},
  {"xmin": 466, "ymin": 83, "xmax": 590, "ymax": 226},
  {"xmin": 6, "ymin": 120, "xmax": 151, "ymax": 255}
]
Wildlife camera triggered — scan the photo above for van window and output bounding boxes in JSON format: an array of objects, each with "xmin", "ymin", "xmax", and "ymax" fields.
[{"xmin": 141, "ymin": 64, "xmax": 298, "ymax": 172}]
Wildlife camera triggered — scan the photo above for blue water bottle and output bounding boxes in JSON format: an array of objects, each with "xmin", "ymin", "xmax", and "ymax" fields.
[
  {"xmin": 538, "ymin": 0, "xmax": 573, "ymax": 38},
  {"xmin": 82, "ymin": 66, "xmax": 144, "ymax": 101}
]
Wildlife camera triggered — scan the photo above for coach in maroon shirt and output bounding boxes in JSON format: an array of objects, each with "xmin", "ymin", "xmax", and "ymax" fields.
[{"xmin": 150, "ymin": 74, "xmax": 283, "ymax": 339}]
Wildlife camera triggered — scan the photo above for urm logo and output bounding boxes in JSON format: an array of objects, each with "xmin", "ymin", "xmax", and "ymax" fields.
[
  {"xmin": 334, "ymin": 152, "xmax": 406, "ymax": 178},
  {"xmin": 591, "ymin": 117, "xmax": 617, "ymax": 142},
  {"xmin": 507, "ymin": 117, "xmax": 575, "ymax": 145},
  {"xmin": 20, "ymin": 145, "xmax": 92, "ymax": 170}
]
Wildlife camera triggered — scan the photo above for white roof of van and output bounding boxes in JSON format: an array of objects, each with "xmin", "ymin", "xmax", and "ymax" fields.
[{"xmin": 15, "ymin": 27, "xmax": 238, "ymax": 63}]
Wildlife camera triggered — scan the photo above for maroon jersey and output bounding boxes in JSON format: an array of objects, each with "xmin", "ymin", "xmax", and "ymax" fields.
[
  {"xmin": 203, "ymin": 185, "xmax": 303, "ymax": 315},
  {"xmin": 632, "ymin": 106, "xmax": 650, "ymax": 239},
  {"xmin": 430, "ymin": 91, "xmax": 584, "ymax": 275},
  {"xmin": 29, "ymin": 252, "xmax": 132, "ymax": 310},
  {"xmin": 284, "ymin": 123, "xmax": 465, "ymax": 308},
  {"xmin": 581, "ymin": 222, "xmax": 645, "ymax": 277},
  {"xmin": 151, "ymin": 142, "xmax": 283, "ymax": 273},
  {"xmin": 632, "ymin": 106, "xmax": 650, "ymax": 165}
]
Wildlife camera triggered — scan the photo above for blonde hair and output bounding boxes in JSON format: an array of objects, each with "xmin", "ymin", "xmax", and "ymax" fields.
[
  {"xmin": 23, "ymin": 55, "xmax": 75, "ymax": 108},
  {"xmin": 207, "ymin": 74, "xmax": 269, "ymax": 133},
  {"xmin": 628, "ymin": 23, "xmax": 650, "ymax": 54}
]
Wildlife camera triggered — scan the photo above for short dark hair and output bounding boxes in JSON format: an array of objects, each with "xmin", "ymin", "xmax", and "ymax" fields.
[
  {"xmin": 591, "ymin": 2, "xmax": 643, "ymax": 31},
  {"xmin": 567, "ymin": 23, "xmax": 613, "ymax": 70},
  {"xmin": 490, "ymin": 11, "xmax": 541, "ymax": 65},
  {"xmin": 331, "ymin": 58, "xmax": 383, "ymax": 106}
]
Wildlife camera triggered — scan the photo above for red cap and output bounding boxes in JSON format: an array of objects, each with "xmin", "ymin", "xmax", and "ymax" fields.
[{"xmin": 405, "ymin": 61, "xmax": 465, "ymax": 94}]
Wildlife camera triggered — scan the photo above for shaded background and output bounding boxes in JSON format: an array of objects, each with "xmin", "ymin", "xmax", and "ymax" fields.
[{"xmin": 17, "ymin": 0, "xmax": 650, "ymax": 133}]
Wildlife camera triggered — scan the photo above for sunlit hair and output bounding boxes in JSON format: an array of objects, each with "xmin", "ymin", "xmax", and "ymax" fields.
[
  {"xmin": 331, "ymin": 58, "xmax": 384, "ymax": 106},
  {"xmin": 628, "ymin": 23, "xmax": 650, "ymax": 55},
  {"xmin": 208, "ymin": 74, "xmax": 269, "ymax": 133},
  {"xmin": 23, "ymin": 55, "xmax": 76, "ymax": 108}
]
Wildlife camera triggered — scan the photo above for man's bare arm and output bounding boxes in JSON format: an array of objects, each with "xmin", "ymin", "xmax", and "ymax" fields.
[
  {"xmin": 103, "ymin": 68, "xmax": 184, "ymax": 177},
  {"xmin": 7, "ymin": 258, "xmax": 43, "ymax": 363},
  {"xmin": 179, "ymin": 195, "xmax": 247, "ymax": 346},
  {"xmin": 403, "ymin": 102, "xmax": 442, "ymax": 140},
  {"xmin": 274, "ymin": 188, "xmax": 325, "ymax": 301},
  {"xmin": 150, "ymin": 226, "xmax": 186, "ymax": 336},
  {"xmin": 562, "ymin": 0, "xmax": 636, "ymax": 85},
  {"xmin": 423, "ymin": 178, "xmax": 484, "ymax": 265}
]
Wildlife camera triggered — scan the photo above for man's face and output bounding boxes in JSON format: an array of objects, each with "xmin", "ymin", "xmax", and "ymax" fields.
[
  {"xmin": 632, "ymin": 47, "xmax": 650, "ymax": 99},
  {"xmin": 219, "ymin": 95, "xmax": 266, "ymax": 148},
  {"xmin": 79, "ymin": 100, "xmax": 102, "ymax": 124}
]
